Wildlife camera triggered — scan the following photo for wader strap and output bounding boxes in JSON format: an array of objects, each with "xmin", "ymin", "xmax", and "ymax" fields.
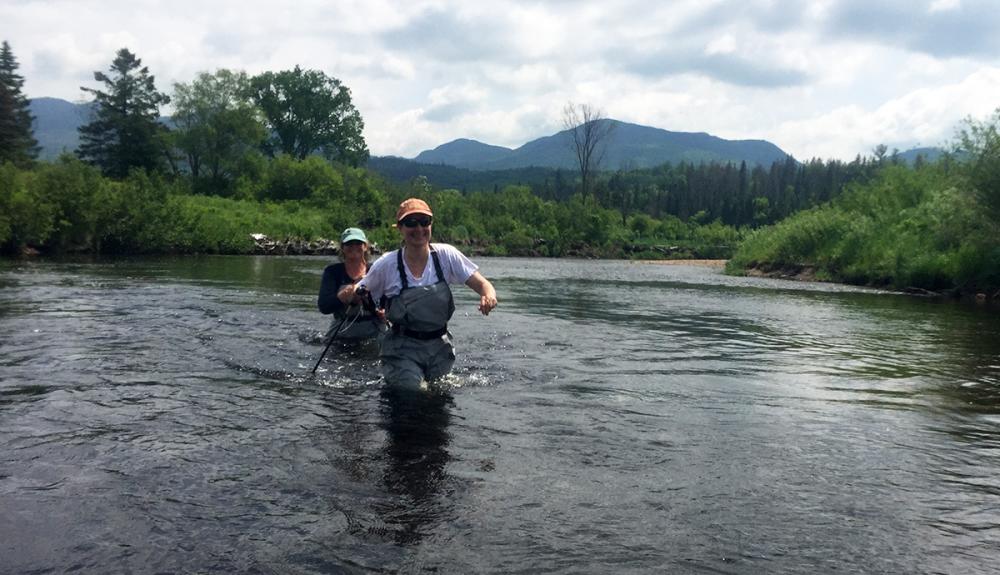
[
  {"xmin": 430, "ymin": 250, "xmax": 445, "ymax": 282},
  {"xmin": 396, "ymin": 249, "xmax": 408, "ymax": 290},
  {"xmin": 396, "ymin": 247, "xmax": 446, "ymax": 289}
]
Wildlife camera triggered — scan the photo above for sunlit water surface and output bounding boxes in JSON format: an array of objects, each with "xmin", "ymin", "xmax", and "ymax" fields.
[{"xmin": 1, "ymin": 256, "xmax": 999, "ymax": 574}]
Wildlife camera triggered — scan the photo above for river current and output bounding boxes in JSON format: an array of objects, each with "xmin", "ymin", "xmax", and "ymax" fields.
[{"xmin": 1, "ymin": 256, "xmax": 998, "ymax": 574}]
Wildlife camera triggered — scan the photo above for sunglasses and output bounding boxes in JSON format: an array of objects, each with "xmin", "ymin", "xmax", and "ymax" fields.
[{"xmin": 399, "ymin": 216, "xmax": 433, "ymax": 228}]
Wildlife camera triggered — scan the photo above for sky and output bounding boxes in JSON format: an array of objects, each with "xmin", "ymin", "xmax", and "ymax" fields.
[{"xmin": 3, "ymin": 0, "xmax": 1000, "ymax": 161}]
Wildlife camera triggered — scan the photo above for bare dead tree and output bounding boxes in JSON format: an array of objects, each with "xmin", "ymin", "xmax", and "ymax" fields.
[{"xmin": 562, "ymin": 102, "xmax": 615, "ymax": 197}]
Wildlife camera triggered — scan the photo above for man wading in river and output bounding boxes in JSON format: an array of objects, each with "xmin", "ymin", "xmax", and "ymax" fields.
[{"xmin": 344, "ymin": 198, "xmax": 498, "ymax": 390}]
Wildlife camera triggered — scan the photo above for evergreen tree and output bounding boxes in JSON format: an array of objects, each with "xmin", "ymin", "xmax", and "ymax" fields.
[
  {"xmin": 77, "ymin": 48, "xmax": 170, "ymax": 178},
  {"xmin": 0, "ymin": 41, "xmax": 39, "ymax": 166}
]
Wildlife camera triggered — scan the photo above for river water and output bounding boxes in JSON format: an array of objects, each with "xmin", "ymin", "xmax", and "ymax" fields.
[{"xmin": 1, "ymin": 256, "xmax": 998, "ymax": 574}]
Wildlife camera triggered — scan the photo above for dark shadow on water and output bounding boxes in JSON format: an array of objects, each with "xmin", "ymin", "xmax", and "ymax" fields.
[
  {"xmin": 0, "ymin": 384, "xmax": 53, "ymax": 406},
  {"xmin": 376, "ymin": 385, "xmax": 453, "ymax": 545}
]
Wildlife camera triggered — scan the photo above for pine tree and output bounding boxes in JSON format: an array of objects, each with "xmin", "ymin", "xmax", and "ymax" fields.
[
  {"xmin": 0, "ymin": 40, "xmax": 40, "ymax": 166},
  {"xmin": 77, "ymin": 48, "xmax": 170, "ymax": 178}
]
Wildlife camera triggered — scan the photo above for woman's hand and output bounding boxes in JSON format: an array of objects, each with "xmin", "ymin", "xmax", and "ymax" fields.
[
  {"xmin": 478, "ymin": 293, "xmax": 498, "ymax": 315},
  {"xmin": 465, "ymin": 271, "xmax": 498, "ymax": 316},
  {"xmin": 337, "ymin": 283, "xmax": 359, "ymax": 305}
]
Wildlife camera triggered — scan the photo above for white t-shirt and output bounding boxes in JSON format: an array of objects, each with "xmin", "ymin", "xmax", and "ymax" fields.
[{"xmin": 357, "ymin": 243, "xmax": 479, "ymax": 302}]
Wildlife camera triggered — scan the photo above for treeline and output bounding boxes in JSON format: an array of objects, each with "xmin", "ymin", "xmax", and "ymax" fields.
[
  {"xmin": 384, "ymin": 179, "xmax": 741, "ymax": 259},
  {"xmin": 0, "ymin": 157, "xmax": 739, "ymax": 258},
  {"xmin": 0, "ymin": 157, "xmax": 388, "ymax": 254},
  {"xmin": 570, "ymin": 153, "xmax": 888, "ymax": 227},
  {"xmin": 375, "ymin": 147, "xmax": 925, "ymax": 230},
  {"xmin": 0, "ymin": 42, "xmax": 381, "ymax": 254}
]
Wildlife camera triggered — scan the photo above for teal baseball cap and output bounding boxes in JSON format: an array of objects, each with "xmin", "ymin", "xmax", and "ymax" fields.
[{"xmin": 340, "ymin": 227, "xmax": 368, "ymax": 244}]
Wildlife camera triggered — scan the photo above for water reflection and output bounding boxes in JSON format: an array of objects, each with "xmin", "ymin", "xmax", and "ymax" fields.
[{"xmin": 376, "ymin": 387, "xmax": 453, "ymax": 545}]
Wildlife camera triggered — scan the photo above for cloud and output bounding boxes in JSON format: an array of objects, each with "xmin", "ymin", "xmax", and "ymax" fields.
[
  {"xmin": 679, "ymin": 0, "xmax": 809, "ymax": 34},
  {"xmin": 4, "ymin": 0, "xmax": 1000, "ymax": 161},
  {"xmin": 771, "ymin": 67, "xmax": 1000, "ymax": 159},
  {"xmin": 823, "ymin": 0, "xmax": 1000, "ymax": 58},
  {"xmin": 587, "ymin": 2, "xmax": 816, "ymax": 88},
  {"xmin": 620, "ymin": 47, "xmax": 810, "ymax": 87},
  {"xmin": 380, "ymin": 7, "xmax": 511, "ymax": 63},
  {"xmin": 419, "ymin": 84, "xmax": 489, "ymax": 123}
]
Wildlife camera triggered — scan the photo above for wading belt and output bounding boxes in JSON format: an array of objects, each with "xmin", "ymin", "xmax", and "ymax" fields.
[{"xmin": 391, "ymin": 324, "xmax": 448, "ymax": 339}]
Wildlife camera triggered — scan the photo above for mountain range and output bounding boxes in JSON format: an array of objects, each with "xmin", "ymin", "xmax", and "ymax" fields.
[
  {"xmin": 26, "ymin": 97, "xmax": 945, "ymax": 172},
  {"xmin": 26, "ymin": 97, "xmax": 789, "ymax": 167},
  {"xmin": 413, "ymin": 120, "xmax": 790, "ymax": 170},
  {"xmin": 29, "ymin": 97, "xmax": 92, "ymax": 160}
]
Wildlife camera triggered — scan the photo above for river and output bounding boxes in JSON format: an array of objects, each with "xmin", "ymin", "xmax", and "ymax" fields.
[{"xmin": 1, "ymin": 256, "xmax": 998, "ymax": 574}]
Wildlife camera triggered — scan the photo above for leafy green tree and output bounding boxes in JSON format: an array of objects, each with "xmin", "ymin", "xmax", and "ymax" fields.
[
  {"xmin": 752, "ymin": 196, "xmax": 771, "ymax": 226},
  {"xmin": 77, "ymin": 48, "xmax": 170, "ymax": 178},
  {"xmin": 247, "ymin": 66, "xmax": 367, "ymax": 165},
  {"xmin": 956, "ymin": 108, "xmax": 1000, "ymax": 221},
  {"xmin": 262, "ymin": 154, "xmax": 344, "ymax": 202},
  {"xmin": 171, "ymin": 69, "xmax": 266, "ymax": 194},
  {"xmin": 0, "ymin": 41, "xmax": 39, "ymax": 166},
  {"xmin": 0, "ymin": 163, "xmax": 54, "ymax": 253},
  {"xmin": 34, "ymin": 156, "xmax": 107, "ymax": 251}
]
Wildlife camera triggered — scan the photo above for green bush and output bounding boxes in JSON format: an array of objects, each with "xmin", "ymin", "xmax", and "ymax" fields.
[{"xmin": 1, "ymin": 162, "xmax": 54, "ymax": 252}]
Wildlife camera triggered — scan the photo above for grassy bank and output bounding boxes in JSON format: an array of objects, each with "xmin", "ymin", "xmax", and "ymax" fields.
[{"xmin": 726, "ymin": 163, "xmax": 1000, "ymax": 295}]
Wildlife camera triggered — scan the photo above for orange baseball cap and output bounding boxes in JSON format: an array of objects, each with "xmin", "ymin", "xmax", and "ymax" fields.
[{"xmin": 396, "ymin": 198, "xmax": 433, "ymax": 222}]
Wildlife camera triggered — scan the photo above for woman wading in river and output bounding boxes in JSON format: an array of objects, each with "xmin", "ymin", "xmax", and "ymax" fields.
[
  {"xmin": 317, "ymin": 227, "xmax": 383, "ymax": 342},
  {"xmin": 347, "ymin": 198, "xmax": 498, "ymax": 390}
]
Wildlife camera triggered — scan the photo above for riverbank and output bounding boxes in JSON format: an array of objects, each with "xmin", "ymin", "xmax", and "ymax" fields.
[
  {"xmin": 611, "ymin": 254, "xmax": 996, "ymax": 306},
  {"xmin": 735, "ymin": 262, "xmax": 1000, "ymax": 306},
  {"xmin": 635, "ymin": 259, "xmax": 727, "ymax": 267}
]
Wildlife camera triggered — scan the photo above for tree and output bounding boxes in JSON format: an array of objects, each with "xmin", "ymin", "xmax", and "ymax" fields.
[
  {"xmin": 956, "ymin": 108, "xmax": 1000, "ymax": 221},
  {"xmin": 872, "ymin": 143, "xmax": 888, "ymax": 164},
  {"xmin": 0, "ymin": 41, "xmax": 39, "ymax": 166},
  {"xmin": 171, "ymin": 69, "xmax": 266, "ymax": 193},
  {"xmin": 247, "ymin": 66, "xmax": 368, "ymax": 165},
  {"xmin": 562, "ymin": 102, "xmax": 615, "ymax": 198},
  {"xmin": 77, "ymin": 48, "xmax": 170, "ymax": 178}
]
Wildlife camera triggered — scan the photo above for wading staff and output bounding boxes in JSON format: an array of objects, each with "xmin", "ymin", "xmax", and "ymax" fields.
[
  {"xmin": 311, "ymin": 315, "xmax": 349, "ymax": 374},
  {"xmin": 309, "ymin": 288, "xmax": 379, "ymax": 374}
]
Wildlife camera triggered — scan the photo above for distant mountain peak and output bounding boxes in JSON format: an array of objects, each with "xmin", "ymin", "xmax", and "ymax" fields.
[
  {"xmin": 414, "ymin": 138, "xmax": 514, "ymax": 168},
  {"xmin": 410, "ymin": 119, "xmax": 790, "ymax": 171}
]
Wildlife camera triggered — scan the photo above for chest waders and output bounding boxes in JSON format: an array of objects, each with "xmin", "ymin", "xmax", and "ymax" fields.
[
  {"xmin": 331, "ymin": 267, "xmax": 381, "ymax": 341},
  {"xmin": 380, "ymin": 248, "xmax": 457, "ymax": 390},
  {"xmin": 332, "ymin": 302, "xmax": 381, "ymax": 340}
]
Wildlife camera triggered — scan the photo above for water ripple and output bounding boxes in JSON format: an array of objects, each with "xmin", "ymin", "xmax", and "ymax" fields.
[{"xmin": 2, "ymin": 258, "xmax": 1000, "ymax": 574}]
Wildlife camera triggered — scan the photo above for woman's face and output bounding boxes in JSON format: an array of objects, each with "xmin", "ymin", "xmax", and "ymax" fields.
[
  {"xmin": 340, "ymin": 240, "xmax": 368, "ymax": 261},
  {"xmin": 397, "ymin": 214, "xmax": 433, "ymax": 247}
]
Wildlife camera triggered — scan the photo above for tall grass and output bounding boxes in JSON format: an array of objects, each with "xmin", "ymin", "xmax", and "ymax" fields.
[{"xmin": 728, "ymin": 164, "xmax": 1000, "ymax": 292}]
